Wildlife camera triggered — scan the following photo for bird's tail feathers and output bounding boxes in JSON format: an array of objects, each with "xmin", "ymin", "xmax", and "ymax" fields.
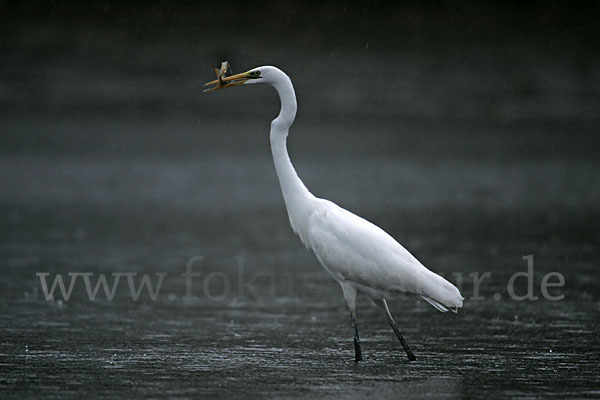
[
  {"xmin": 418, "ymin": 270, "xmax": 463, "ymax": 313},
  {"xmin": 421, "ymin": 296, "xmax": 450, "ymax": 313},
  {"xmin": 420, "ymin": 295, "xmax": 461, "ymax": 313}
]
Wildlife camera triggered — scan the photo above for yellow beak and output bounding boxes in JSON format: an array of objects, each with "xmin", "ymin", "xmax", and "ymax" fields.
[{"xmin": 203, "ymin": 70, "xmax": 251, "ymax": 93}]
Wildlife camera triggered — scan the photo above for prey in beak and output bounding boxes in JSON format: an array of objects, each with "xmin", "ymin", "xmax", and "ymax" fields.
[{"xmin": 203, "ymin": 62, "xmax": 259, "ymax": 92}]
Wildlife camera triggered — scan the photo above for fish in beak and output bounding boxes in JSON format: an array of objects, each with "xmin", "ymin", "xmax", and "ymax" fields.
[{"xmin": 203, "ymin": 62, "xmax": 259, "ymax": 92}]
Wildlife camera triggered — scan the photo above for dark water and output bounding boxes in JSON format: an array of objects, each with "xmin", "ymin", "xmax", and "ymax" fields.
[{"xmin": 2, "ymin": 3, "xmax": 600, "ymax": 399}]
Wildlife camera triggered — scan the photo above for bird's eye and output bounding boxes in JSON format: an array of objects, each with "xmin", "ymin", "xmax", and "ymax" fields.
[{"xmin": 250, "ymin": 71, "xmax": 261, "ymax": 78}]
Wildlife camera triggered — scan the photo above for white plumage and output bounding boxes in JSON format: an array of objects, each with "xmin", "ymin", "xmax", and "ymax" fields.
[
  {"xmin": 307, "ymin": 200, "xmax": 462, "ymax": 312},
  {"xmin": 205, "ymin": 65, "xmax": 463, "ymax": 361}
]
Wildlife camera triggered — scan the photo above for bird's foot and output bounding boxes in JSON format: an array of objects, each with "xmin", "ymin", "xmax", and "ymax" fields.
[{"xmin": 354, "ymin": 338, "xmax": 363, "ymax": 362}]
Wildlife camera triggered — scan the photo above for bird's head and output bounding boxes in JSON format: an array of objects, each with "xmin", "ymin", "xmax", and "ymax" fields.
[{"xmin": 204, "ymin": 65, "xmax": 283, "ymax": 92}]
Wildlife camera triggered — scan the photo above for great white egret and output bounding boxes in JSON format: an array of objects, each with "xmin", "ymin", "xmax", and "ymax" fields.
[{"xmin": 204, "ymin": 65, "xmax": 463, "ymax": 361}]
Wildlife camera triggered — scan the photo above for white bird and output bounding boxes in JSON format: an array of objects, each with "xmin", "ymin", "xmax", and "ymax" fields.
[{"xmin": 204, "ymin": 65, "xmax": 463, "ymax": 361}]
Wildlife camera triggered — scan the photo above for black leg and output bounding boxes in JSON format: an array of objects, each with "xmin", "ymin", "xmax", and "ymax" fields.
[
  {"xmin": 350, "ymin": 312, "xmax": 362, "ymax": 362},
  {"xmin": 379, "ymin": 298, "xmax": 416, "ymax": 361},
  {"xmin": 341, "ymin": 282, "xmax": 362, "ymax": 361}
]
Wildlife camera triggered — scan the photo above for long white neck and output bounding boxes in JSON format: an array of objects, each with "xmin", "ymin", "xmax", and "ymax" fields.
[{"xmin": 267, "ymin": 69, "xmax": 316, "ymax": 245}]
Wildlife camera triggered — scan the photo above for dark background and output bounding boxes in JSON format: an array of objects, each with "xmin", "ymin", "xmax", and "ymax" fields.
[
  {"xmin": 1, "ymin": 1, "xmax": 599, "ymax": 399},
  {"xmin": 3, "ymin": 1, "xmax": 599, "ymax": 158}
]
